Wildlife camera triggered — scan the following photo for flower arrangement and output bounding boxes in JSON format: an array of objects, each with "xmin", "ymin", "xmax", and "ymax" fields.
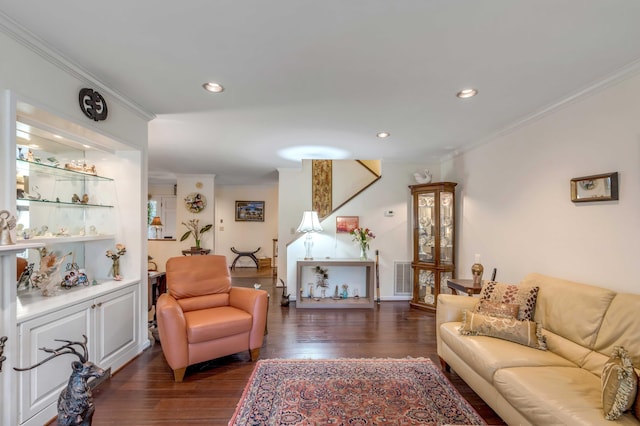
[
  {"xmin": 106, "ymin": 244, "xmax": 126, "ymax": 279},
  {"xmin": 180, "ymin": 219, "xmax": 212, "ymax": 249},
  {"xmin": 350, "ymin": 227, "xmax": 375, "ymax": 259}
]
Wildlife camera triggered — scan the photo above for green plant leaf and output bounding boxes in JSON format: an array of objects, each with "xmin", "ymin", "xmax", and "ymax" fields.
[
  {"xmin": 180, "ymin": 231, "xmax": 192, "ymax": 241},
  {"xmin": 200, "ymin": 224, "xmax": 213, "ymax": 233}
]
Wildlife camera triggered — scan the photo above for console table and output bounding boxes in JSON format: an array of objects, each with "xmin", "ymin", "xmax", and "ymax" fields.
[{"xmin": 296, "ymin": 259, "xmax": 375, "ymax": 309}]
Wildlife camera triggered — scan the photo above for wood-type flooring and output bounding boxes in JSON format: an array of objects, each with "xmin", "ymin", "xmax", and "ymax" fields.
[{"xmin": 49, "ymin": 268, "xmax": 506, "ymax": 425}]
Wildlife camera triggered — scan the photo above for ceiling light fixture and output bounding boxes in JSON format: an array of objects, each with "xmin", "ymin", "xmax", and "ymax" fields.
[
  {"xmin": 456, "ymin": 88, "xmax": 478, "ymax": 99},
  {"xmin": 377, "ymin": 132, "xmax": 390, "ymax": 138},
  {"xmin": 202, "ymin": 82, "xmax": 224, "ymax": 93}
]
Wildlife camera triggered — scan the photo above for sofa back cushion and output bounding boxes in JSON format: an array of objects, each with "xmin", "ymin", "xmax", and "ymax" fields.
[{"xmin": 524, "ymin": 273, "xmax": 616, "ymax": 350}]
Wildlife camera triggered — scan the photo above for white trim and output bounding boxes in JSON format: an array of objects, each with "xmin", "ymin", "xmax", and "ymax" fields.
[{"xmin": 0, "ymin": 12, "xmax": 155, "ymax": 122}]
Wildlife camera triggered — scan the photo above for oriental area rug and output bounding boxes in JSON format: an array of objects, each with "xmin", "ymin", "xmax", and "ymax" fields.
[{"xmin": 229, "ymin": 358, "xmax": 486, "ymax": 425}]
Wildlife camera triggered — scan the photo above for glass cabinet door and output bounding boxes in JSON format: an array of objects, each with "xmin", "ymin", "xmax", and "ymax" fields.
[
  {"xmin": 417, "ymin": 192, "xmax": 435, "ymax": 263},
  {"xmin": 439, "ymin": 191, "xmax": 454, "ymax": 265}
]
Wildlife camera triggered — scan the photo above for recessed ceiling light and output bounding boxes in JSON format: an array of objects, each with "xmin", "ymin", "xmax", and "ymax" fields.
[
  {"xmin": 53, "ymin": 134, "xmax": 63, "ymax": 139},
  {"xmin": 377, "ymin": 132, "xmax": 390, "ymax": 138},
  {"xmin": 83, "ymin": 144, "xmax": 91, "ymax": 149},
  {"xmin": 456, "ymin": 88, "xmax": 478, "ymax": 99},
  {"xmin": 202, "ymin": 82, "xmax": 224, "ymax": 93}
]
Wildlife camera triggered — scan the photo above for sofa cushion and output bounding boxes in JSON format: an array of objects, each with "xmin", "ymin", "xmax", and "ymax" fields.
[
  {"xmin": 593, "ymin": 293, "xmax": 640, "ymax": 371},
  {"xmin": 602, "ymin": 347, "xmax": 638, "ymax": 420},
  {"xmin": 523, "ymin": 273, "xmax": 616, "ymax": 351},
  {"xmin": 184, "ymin": 306, "xmax": 252, "ymax": 344},
  {"xmin": 440, "ymin": 321, "xmax": 575, "ymax": 384},
  {"xmin": 477, "ymin": 281, "xmax": 539, "ymax": 320},
  {"xmin": 475, "ymin": 299, "xmax": 519, "ymax": 319},
  {"xmin": 494, "ymin": 366, "xmax": 640, "ymax": 425},
  {"xmin": 459, "ymin": 310, "xmax": 547, "ymax": 350}
]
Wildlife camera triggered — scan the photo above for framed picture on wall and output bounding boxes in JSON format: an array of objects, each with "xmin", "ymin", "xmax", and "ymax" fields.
[
  {"xmin": 235, "ymin": 201, "xmax": 265, "ymax": 222},
  {"xmin": 336, "ymin": 216, "xmax": 359, "ymax": 233},
  {"xmin": 570, "ymin": 172, "xmax": 618, "ymax": 203}
]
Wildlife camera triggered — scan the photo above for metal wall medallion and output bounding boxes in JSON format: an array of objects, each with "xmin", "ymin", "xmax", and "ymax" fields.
[{"xmin": 78, "ymin": 88, "xmax": 108, "ymax": 121}]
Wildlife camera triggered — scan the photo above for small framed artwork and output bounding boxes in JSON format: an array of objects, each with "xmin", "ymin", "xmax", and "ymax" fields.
[
  {"xmin": 336, "ymin": 216, "xmax": 359, "ymax": 233},
  {"xmin": 570, "ymin": 172, "xmax": 619, "ymax": 203},
  {"xmin": 235, "ymin": 201, "xmax": 265, "ymax": 222}
]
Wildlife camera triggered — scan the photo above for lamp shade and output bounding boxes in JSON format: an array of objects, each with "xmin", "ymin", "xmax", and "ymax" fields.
[
  {"xmin": 150, "ymin": 216, "xmax": 163, "ymax": 227},
  {"xmin": 296, "ymin": 211, "xmax": 323, "ymax": 233}
]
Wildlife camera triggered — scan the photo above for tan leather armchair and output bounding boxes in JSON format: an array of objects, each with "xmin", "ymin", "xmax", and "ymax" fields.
[{"xmin": 156, "ymin": 255, "xmax": 268, "ymax": 382}]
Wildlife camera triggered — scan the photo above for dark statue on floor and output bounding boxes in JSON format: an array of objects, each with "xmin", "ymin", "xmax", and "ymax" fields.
[{"xmin": 15, "ymin": 335, "xmax": 105, "ymax": 425}]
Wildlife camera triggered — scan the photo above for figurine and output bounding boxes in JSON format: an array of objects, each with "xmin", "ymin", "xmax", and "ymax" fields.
[
  {"xmin": 413, "ymin": 169, "xmax": 432, "ymax": 184},
  {"xmin": 81, "ymin": 194, "xmax": 89, "ymax": 204},
  {"xmin": 72, "ymin": 194, "xmax": 81, "ymax": 203},
  {"xmin": 0, "ymin": 210, "xmax": 17, "ymax": 245}
]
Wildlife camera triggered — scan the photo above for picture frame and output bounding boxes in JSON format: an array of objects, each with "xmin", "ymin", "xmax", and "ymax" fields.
[
  {"xmin": 235, "ymin": 201, "xmax": 265, "ymax": 221},
  {"xmin": 336, "ymin": 216, "xmax": 359, "ymax": 233},
  {"xmin": 570, "ymin": 172, "xmax": 618, "ymax": 203}
]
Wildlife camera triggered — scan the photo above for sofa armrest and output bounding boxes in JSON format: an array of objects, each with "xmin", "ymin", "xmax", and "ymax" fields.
[
  {"xmin": 436, "ymin": 294, "xmax": 479, "ymax": 357},
  {"xmin": 229, "ymin": 287, "xmax": 269, "ymax": 350},
  {"xmin": 156, "ymin": 293, "xmax": 189, "ymax": 370}
]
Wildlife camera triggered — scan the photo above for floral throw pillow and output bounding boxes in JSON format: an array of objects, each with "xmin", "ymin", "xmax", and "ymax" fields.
[
  {"xmin": 459, "ymin": 310, "xmax": 547, "ymax": 350},
  {"xmin": 602, "ymin": 346, "xmax": 638, "ymax": 420},
  {"xmin": 475, "ymin": 299, "xmax": 519, "ymax": 319},
  {"xmin": 476, "ymin": 281, "xmax": 539, "ymax": 321}
]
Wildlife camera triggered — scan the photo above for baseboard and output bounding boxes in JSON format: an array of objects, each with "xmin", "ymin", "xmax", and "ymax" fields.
[{"xmin": 89, "ymin": 367, "xmax": 112, "ymax": 390}]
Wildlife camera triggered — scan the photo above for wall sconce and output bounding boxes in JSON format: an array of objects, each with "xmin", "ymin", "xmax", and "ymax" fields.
[
  {"xmin": 150, "ymin": 216, "xmax": 163, "ymax": 239},
  {"xmin": 296, "ymin": 211, "xmax": 323, "ymax": 260}
]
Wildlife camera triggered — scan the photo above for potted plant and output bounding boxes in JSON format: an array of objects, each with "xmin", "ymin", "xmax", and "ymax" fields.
[{"xmin": 180, "ymin": 219, "xmax": 212, "ymax": 249}]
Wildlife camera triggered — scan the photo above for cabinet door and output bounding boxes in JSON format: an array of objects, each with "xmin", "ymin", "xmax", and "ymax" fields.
[
  {"xmin": 416, "ymin": 191, "xmax": 435, "ymax": 264},
  {"xmin": 18, "ymin": 301, "xmax": 92, "ymax": 425},
  {"xmin": 94, "ymin": 286, "xmax": 138, "ymax": 369}
]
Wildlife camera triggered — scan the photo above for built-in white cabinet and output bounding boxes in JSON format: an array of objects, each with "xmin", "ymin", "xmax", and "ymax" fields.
[
  {"xmin": 0, "ymin": 99, "xmax": 147, "ymax": 426},
  {"xmin": 17, "ymin": 283, "xmax": 138, "ymax": 426}
]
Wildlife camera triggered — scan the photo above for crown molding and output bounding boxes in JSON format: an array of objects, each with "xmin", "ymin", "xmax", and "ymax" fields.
[
  {"xmin": 441, "ymin": 57, "xmax": 640, "ymax": 163},
  {"xmin": 0, "ymin": 12, "xmax": 155, "ymax": 122}
]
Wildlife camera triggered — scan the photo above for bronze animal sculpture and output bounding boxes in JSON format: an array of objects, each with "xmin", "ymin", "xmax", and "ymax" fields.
[
  {"xmin": 15, "ymin": 335, "xmax": 105, "ymax": 425},
  {"xmin": 279, "ymin": 279, "xmax": 290, "ymax": 306}
]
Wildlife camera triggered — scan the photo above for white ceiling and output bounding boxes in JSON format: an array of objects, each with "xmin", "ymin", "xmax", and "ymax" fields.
[{"xmin": 2, "ymin": 1, "xmax": 640, "ymax": 185}]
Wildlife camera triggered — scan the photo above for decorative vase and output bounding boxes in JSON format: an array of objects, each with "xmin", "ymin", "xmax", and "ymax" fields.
[
  {"xmin": 321, "ymin": 287, "xmax": 327, "ymax": 299},
  {"xmin": 195, "ymin": 239, "xmax": 201, "ymax": 249},
  {"xmin": 471, "ymin": 263, "xmax": 484, "ymax": 286},
  {"xmin": 359, "ymin": 245, "xmax": 368, "ymax": 260},
  {"xmin": 111, "ymin": 258, "xmax": 120, "ymax": 278}
]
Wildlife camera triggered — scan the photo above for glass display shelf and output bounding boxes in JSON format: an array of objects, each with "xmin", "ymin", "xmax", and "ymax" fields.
[
  {"xmin": 17, "ymin": 159, "xmax": 114, "ymax": 182},
  {"xmin": 16, "ymin": 198, "xmax": 114, "ymax": 208}
]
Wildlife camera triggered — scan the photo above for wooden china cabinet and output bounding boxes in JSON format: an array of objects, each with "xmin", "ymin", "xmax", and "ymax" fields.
[{"xmin": 409, "ymin": 182, "xmax": 457, "ymax": 311}]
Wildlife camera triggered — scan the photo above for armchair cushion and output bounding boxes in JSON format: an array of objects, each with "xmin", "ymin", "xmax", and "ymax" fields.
[{"xmin": 185, "ymin": 306, "xmax": 252, "ymax": 344}]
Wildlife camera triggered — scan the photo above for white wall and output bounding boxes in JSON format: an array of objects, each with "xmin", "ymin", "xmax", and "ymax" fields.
[
  {"xmin": 215, "ymin": 184, "xmax": 279, "ymax": 267},
  {"xmin": 443, "ymin": 72, "xmax": 640, "ymax": 292},
  {"xmin": 281, "ymin": 160, "xmax": 441, "ymax": 300}
]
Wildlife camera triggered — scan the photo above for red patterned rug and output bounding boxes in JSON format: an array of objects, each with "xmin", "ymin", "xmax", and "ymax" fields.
[{"xmin": 229, "ymin": 358, "xmax": 486, "ymax": 425}]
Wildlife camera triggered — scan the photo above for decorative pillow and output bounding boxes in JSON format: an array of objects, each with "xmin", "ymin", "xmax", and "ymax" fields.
[
  {"xmin": 459, "ymin": 310, "xmax": 547, "ymax": 350},
  {"xmin": 477, "ymin": 281, "xmax": 539, "ymax": 321},
  {"xmin": 602, "ymin": 346, "xmax": 638, "ymax": 420},
  {"xmin": 475, "ymin": 299, "xmax": 519, "ymax": 319},
  {"xmin": 635, "ymin": 375, "xmax": 640, "ymax": 420}
]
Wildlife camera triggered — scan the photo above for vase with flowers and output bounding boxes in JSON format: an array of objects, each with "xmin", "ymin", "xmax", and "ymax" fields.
[
  {"xmin": 180, "ymin": 219, "xmax": 212, "ymax": 249},
  {"xmin": 350, "ymin": 226, "xmax": 375, "ymax": 260},
  {"xmin": 106, "ymin": 244, "xmax": 126, "ymax": 280}
]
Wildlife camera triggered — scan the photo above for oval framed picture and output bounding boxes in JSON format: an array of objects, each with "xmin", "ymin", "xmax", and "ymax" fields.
[{"xmin": 184, "ymin": 192, "xmax": 206, "ymax": 213}]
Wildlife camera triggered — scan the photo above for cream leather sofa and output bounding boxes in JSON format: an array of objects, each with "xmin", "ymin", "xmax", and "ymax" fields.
[{"xmin": 437, "ymin": 273, "xmax": 640, "ymax": 425}]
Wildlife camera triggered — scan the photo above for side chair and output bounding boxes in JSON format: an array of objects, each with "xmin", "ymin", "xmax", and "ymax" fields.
[{"xmin": 156, "ymin": 254, "xmax": 268, "ymax": 382}]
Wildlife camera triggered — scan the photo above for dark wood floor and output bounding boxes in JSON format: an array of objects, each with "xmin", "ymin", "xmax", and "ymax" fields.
[{"xmin": 58, "ymin": 269, "xmax": 506, "ymax": 425}]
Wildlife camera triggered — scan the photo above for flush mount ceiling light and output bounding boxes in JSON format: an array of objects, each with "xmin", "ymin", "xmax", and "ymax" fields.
[
  {"xmin": 377, "ymin": 132, "xmax": 390, "ymax": 138},
  {"xmin": 202, "ymin": 82, "xmax": 224, "ymax": 93},
  {"xmin": 456, "ymin": 88, "xmax": 478, "ymax": 99}
]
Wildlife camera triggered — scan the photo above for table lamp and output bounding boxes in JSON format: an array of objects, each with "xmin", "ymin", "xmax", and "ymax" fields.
[
  {"xmin": 150, "ymin": 216, "xmax": 163, "ymax": 239},
  {"xmin": 296, "ymin": 211, "xmax": 323, "ymax": 260}
]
